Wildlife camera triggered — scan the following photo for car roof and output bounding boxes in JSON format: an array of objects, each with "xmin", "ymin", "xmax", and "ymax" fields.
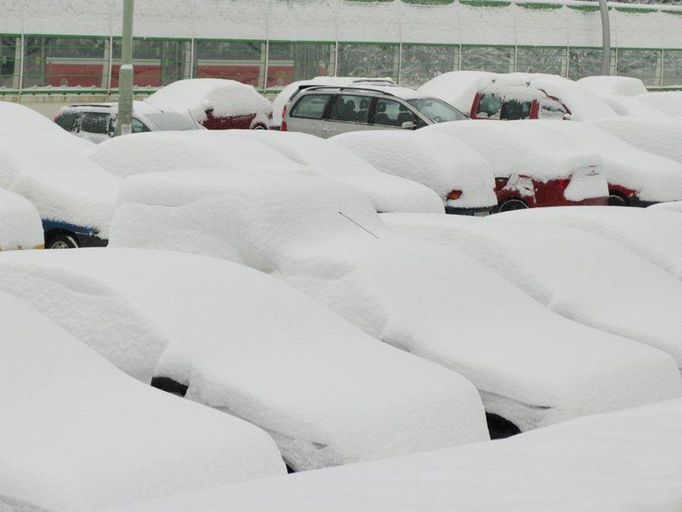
[
  {"xmin": 481, "ymin": 85, "xmax": 556, "ymax": 102},
  {"xmin": 297, "ymin": 84, "xmax": 428, "ymax": 101}
]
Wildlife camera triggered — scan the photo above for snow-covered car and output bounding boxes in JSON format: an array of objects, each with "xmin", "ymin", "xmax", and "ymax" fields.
[
  {"xmin": 331, "ymin": 130, "xmax": 497, "ymax": 215},
  {"xmin": 592, "ymin": 117, "xmax": 682, "ymax": 165},
  {"xmin": 0, "ymin": 135, "xmax": 119, "ymax": 248},
  {"xmin": 54, "ymin": 101, "xmax": 199, "ymax": 144},
  {"xmin": 272, "ymin": 76, "xmax": 397, "ymax": 128},
  {"xmin": 218, "ymin": 130, "xmax": 445, "ymax": 213},
  {"xmin": 536, "ymin": 120, "xmax": 682, "ymax": 206},
  {"xmin": 111, "ymin": 398, "xmax": 682, "ymax": 512},
  {"xmin": 281, "ymin": 85, "xmax": 468, "ymax": 137},
  {"xmin": 384, "ymin": 211, "xmax": 682, "ymax": 369},
  {"xmin": 650, "ymin": 201, "xmax": 682, "ymax": 213},
  {"xmin": 420, "ymin": 72, "xmax": 618, "ymax": 122},
  {"xmin": 423, "ymin": 120, "xmax": 609, "ymax": 211},
  {"xmin": 0, "ymin": 248, "xmax": 488, "ymax": 470},
  {"xmin": 0, "ymin": 289, "xmax": 285, "ymax": 512},
  {"xmin": 638, "ymin": 91, "xmax": 682, "ymax": 118},
  {"xmin": 484, "ymin": 206, "xmax": 682, "ymax": 282},
  {"xmin": 109, "ymin": 172, "xmax": 681, "ymax": 436},
  {"xmin": 146, "ymin": 78, "xmax": 273, "ymax": 130},
  {"xmin": 0, "ymin": 187, "xmax": 44, "ymax": 250},
  {"xmin": 575, "ymin": 77, "xmax": 669, "ymax": 119}
]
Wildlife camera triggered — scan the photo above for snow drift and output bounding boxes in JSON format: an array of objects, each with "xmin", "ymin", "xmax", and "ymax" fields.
[
  {"xmin": 0, "ymin": 248, "xmax": 488, "ymax": 471},
  {"xmin": 576, "ymin": 76, "xmax": 648, "ymax": 98},
  {"xmin": 110, "ymin": 172, "xmax": 681, "ymax": 432},
  {"xmin": 0, "ymin": 187, "xmax": 44, "ymax": 250}
]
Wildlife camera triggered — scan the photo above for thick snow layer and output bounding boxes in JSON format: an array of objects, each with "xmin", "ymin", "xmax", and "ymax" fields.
[
  {"xmin": 108, "ymin": 398, "xmax": 682, "ymax": 512},
  {"xmin": 536, "ymin": 120, "xmax": 682, "ymax": 202},
  {"xmin": 0, "ymin": 135, "xmax": 119, "ymax": 236},
  {"xmin": 88, "ymin": 131, "xmax": 308, "ymax": 179},
  {"xmin": 0, "ymin": 101, "xmax": 93, "ymax": 152},
  {"xmin": 331, "ymin": 131, "xmax": 496, "ymax": 209},
  {"xmin": 638, "ymin": 91, "xmax": 682, "ymax": 118},
  {"xmin": 424, "ymin": 120, "xmax": 607, "ymax": 190},
  {"xmin": 418, "ymin": 71, "xmax": 497, "ymax": 115},
  {"xmin": 222, "ymin": 130, "xmax": 445, "ymax": 213},
  {"xmin": 489, "ymin": 206, "xmax": 682, "ymax": 282},
  {"xmin": 0, "ymin": 247, "xmax": 488, "ymax": 470},
  {"xmin": 592, "ymin": 117, "xmax": 682, "ymax": 164},
  {"xmin": 650, "ymin": 201, "xmax": 682, "ymax": 213},
  {"xmin": 146, "ymin": 79, "xmax": 271, "ymax": 123},
  {"xmin": 0, "ymin": 188, "xmax": 44, "ymax": 250},
  {"xmin": 384, "ymin": 212, "xmax": 682, "ymax": 369},
  {"xmin": 111, "ymin": 172, "xmax": 681, "ymax": 431},
  {"xmin": 0, "ymin": 290, "xmax": 285, "ymax": 512},
  {"xmin": 601, "ymin": 95, "xmax": 670, "ymax": 119},
  {"xmin": 577, "ymin": 76, "xmax": 648, "ymax": 98}
]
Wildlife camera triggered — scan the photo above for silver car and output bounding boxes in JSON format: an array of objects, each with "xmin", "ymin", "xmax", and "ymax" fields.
[{"xmin": 282, "ymin": 85, "xmax": 468, "ymax": 138}]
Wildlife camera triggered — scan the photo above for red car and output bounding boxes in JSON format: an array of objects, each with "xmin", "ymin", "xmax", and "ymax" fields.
[{"xmin": 470, "ymin": 85, "xmax": 571, "ymax": 121}]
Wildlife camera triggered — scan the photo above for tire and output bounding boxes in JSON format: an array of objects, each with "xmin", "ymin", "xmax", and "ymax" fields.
[
  {"xmin": 46, "ymin": 233, "xmax": 79, "ymax": 249},
  {"xmin": 608, "ymin": 192, "xmax": 628, "ymax": 207},
  {"xmin": 252, "ymin": 124, "xmax": 267, "ymax": 130},
  {"xmin": 497, "ymin": 199, "xmax": 529, "ymax": 213}
]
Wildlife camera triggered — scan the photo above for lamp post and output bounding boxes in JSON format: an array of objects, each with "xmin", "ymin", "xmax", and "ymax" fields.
[
  {"xmin": 599, "ymin": 0, "xmax": 611, "ymax": 75},
  {"xmin": 116, "ymin": 0, "xmax": 134, "ymax": 136}
]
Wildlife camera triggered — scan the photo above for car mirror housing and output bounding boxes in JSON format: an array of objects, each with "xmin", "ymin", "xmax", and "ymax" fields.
[{"xmin": 401, "ymin": 121, "xmax": 416, "ymax": 130}]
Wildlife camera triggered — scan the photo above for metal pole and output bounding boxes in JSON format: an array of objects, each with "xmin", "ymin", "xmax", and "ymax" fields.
[
  {"xmin": 116, "ymin": 0, "xmax": 134, "ymax": 136},
  {"xmin": 599, "ymin": 0, "xmax": 611, "ymax": 75}
]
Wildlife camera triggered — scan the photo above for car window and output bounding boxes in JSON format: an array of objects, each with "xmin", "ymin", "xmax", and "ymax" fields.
[
  {"xmin": 55, "ymin": 111, "xmax": 78, "ymax": 131},
  {"xmin": 477, "ymin": 93, "xmax": 502, "ymax": 119},
  {"xmin": 132, "ymin": 118, "xmax": 151, "ymax": 133},
  {"xmin": 290, "ymin": 94, "xmax": 331, "ymax": 120},
  {"xmin": 328, "ymin": 95, "xmax": 370, "ymax": 124},
  {"xmin": 372, "ymin": 98, "xmax": 414, "ymax": 127},
  {"xmin": 79, "ymin": 112, "xmax": 110, "ymax": 134},
  {"xmin": 539, "ymin": 99, "xmax": 568, "ymax": 120},
  {"xmin": 408, "ymin": 98, "xmax": 467, "ymax": 123},
  {"xmin": 501, "ymin": 99, "xmax": 532, "ymax": 120}
]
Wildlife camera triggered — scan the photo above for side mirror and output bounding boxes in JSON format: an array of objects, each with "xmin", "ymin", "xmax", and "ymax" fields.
[
  {"xmin": 562, "ymin": 113, "xmax": 573, "ymax": 121},
  {"xmin": 401, "ymin": 121, "xmax": 416, "ymax": 130}
]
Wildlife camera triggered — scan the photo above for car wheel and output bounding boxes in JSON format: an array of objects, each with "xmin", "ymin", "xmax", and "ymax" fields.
[
  {"xmin": 497, "ymin": 199, "xmax": 529, "ymax": 213},
  {"xmin": 608, "ymin": 192, "xmax": 628, "ymax": 207},
  {"xmin": 252, "ymin": 124, "xmax": 267, "ymax": 130},
  {"xmin": 46, "ymin": 233, "xmax": 79, "ymax": 249}
]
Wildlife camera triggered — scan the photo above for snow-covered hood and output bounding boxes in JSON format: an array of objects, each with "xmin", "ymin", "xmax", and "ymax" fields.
[{"xmin": 0, "ymin": 187, "xmax": 44, "ymax": 250}]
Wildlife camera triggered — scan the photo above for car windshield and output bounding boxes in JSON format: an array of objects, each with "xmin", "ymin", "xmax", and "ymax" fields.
[
  {"xmin": 408, "ymin": 98, "xmax": 468, "ymax": 123},
  {"xmin": 144, "ymin": 113, "xmax": 197, "ymax": 131}
]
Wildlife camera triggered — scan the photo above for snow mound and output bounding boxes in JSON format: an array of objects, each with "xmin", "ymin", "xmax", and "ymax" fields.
[
  {"xmin": 0, "ymin": 136, "xmax": 120, "ymax": 237},
  {"xmin": 535, "ymin": 120, "xmax": 682, "ymax": 203},
  {"xmin": 111, "ymin": 172, "xmax": 681, "ymax": 432},
  {"xmin": 0, "ymin": 247, "xmax": 488, "ymax": 470},
  {"xmin": 650, "ymin": 201, "xmax": 682, "ymax": 213},
  {"xmin": 109, "ymin": 398, "xmax": 682, "ymax": 512},
  {"xmin": 0, "ymin": 290, "xmax": 285, "ymax": 512},
  {"xmin": 88, "ymin": 131, "xmax": 309, "ymax": 179},
  {"xmin": 221, "ymin": 130, "xmax": 445, "ymax": 213},
  {"xmin": 638, "ymin": 91, "xmax": 682, "ymax": 118},
  {"xmin": 418, "ymin": 71, "xmax": 497, "ymax": 115},
  {"xmin": 146, "ymin": 78, "xmax": 272, "ymax": 123},
  {"xmin": 601, "ymin": 95, "xmax": 670, "ymax": 118},
  {"xmin": 0, "ymin": 187, "xmax": 44, "ymax": 250},
  {"xmin": 592, "ymin": 117, "xmax": 682, "ymax": 164},
  {"xmin": 424, "ymin": 120, "xmax": 605, "ymax": 184},
  {"xmin": 577, "ymin": 76, "xmax": 649, "ymax": 98},
  {"xmin": 385, "ymin": 211, "xmax": 682, "ymax": 369},
  {"xmin": 331, "ymin": 130, "xmax": 497, "ymax": 209},
  {"xmin": 487, "ymin": 206, "xmax": 682, "ymax": 282}
]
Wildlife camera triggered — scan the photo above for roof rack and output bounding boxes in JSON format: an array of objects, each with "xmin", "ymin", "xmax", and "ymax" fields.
[{"xmin": 297, "ymin": 84, "xmax": 397, "ymax": 97}]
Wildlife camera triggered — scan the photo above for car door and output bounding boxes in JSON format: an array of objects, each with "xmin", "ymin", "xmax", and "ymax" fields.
[
  {"xmin": 320, "ymin": 94, "xmax": 371, "ymax": 138},
  {"xmin": 285, "ymin": 93, "xmax": 333, "ymax": 137},
  {"xmin": 76, "ymin": 112, "xmax": 112, "ymax": 143},
  {"xmin": 364, "ymin": 97, "xmax": 418, "ymax": 132}
]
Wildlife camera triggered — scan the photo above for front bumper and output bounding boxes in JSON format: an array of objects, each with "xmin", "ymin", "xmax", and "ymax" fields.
[{"xmin": 445, "ymin": 205, "xmax": 495, "ymax": 216}]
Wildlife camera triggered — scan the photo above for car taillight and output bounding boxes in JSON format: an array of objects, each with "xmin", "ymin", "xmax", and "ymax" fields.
[
  {"xmin": 447, "ymin": 190, "xmax": 463, "ymax": 201},
  {"xmin": 281, "ymin": 105, "xmax": 288, "ymax": 131}
]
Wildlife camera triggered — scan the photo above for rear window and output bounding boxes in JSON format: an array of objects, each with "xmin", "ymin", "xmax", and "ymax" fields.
[
  {"xmin": 290, "ymin": 94, "xmax": 331, "ymax": 120},
  {"xmin": 55, "ymin": 111, "xmax": 78, "ymax": 131},
  {"xmin": 80, "ymin": 112, "xmax": 110, "ymax": 134},
  {"xmin": 476, "ymin": 94, "xmax": 502, "ymax": 119},
  {"xmin": 408, "ymin": 98, "xmax": 467, "ymax": 123},
  {"xmin": 501, "ymin": 99, "xmax": 532, "ymax": 120}
]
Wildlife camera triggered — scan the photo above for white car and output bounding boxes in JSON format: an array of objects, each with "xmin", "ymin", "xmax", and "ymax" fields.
[
  {"xmin": 110, "ymin": 172, "xmax": 681, "ymax": 436},
  {"xmin": 0, "ymin": 289, "xmax": 285, "ymax": 512},
  {"xmin": 0, "ymin": 248, "xmax": 488, "ymax": 471}
]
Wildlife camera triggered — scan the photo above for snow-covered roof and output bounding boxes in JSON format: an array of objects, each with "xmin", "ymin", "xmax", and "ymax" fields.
[
  {"xmin": 419, "ymin": 71, "xmax": 497, "ymax": 114},
  {"xmin": 384, "ymin": 211, "xmax": 682, "ymax": 370},
  {"xmin": 0, "ymin": 187, "xmax": 44, "ymax": 250},
  {"xmin": 111, "ymin": 395, "xmax": 682, "ymax": 512},
  {"xmin": 110, "ymin": 172, "xmax": 680, "ymax": 432},
  {"xmin": 0, "ymin": 135, "xmax": 120, "ymax": 236},
  {"xmin": 0, "ymin": 247, "xmax": 488, "ymax": 471},
  {"xmin": 601, "ymin": 95, "xmax": 670, "ymax": 119},
  {"xmin": 146, "ymin": 79, "xmax": 271, "ymax": 123},
  {"xmin": 577, "ymin": 76, "xmax": 649, "ymax": 97},
  {"xmin": 423, "ymin": 120, "xmax": 605, "ymax": 182},
  {"xmin": 536, "ymin": 120, "xmax": 682, "ymax": 202},
  {"xmin": 222, "ymin": 130, "xmax": 445, "ymax": 213},
  {"xmin": 591, "ymin": 117, "xmax": 682, "ymax": 164},
  {"xmin": 88, "ymin": 131, "xmax": 308, "ymax": 179},
  {"xmin": 0, "ymin": 290, "xmax": 285, "ymax": 512},
  {"xmin": 331, "ymin": 130, "xmax": 497, "ymax": 209}
]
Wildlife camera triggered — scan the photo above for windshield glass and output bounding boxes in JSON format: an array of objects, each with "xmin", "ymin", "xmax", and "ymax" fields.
[
  {"xmin": 144, "ymin": 113, "xmax": 197, "ymax": 131},
  {"xmin": 407, "ymin": 98, "xmax": 468, "ymax": 123}
]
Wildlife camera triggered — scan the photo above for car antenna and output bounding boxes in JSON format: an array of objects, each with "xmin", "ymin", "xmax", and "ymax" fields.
[{"xmin": 338, "ymin": 211, "xmax": 379, "ymax": 239}]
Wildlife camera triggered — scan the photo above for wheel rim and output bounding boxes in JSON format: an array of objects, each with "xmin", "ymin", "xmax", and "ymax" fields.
[
  {"xmin": 608, "ymin": 194, "xmax": 627, "ymax": 207},
  {"xmin": 253, "ymin": 125, "xmax": 266, "ymax": 130},
  {"xmin": 50, "ymin": 240, "xmax": 72, "ymax": 249},
  {"xmin": 499, "ymin": 199, "xmax": 528, "ymax": 212}
]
